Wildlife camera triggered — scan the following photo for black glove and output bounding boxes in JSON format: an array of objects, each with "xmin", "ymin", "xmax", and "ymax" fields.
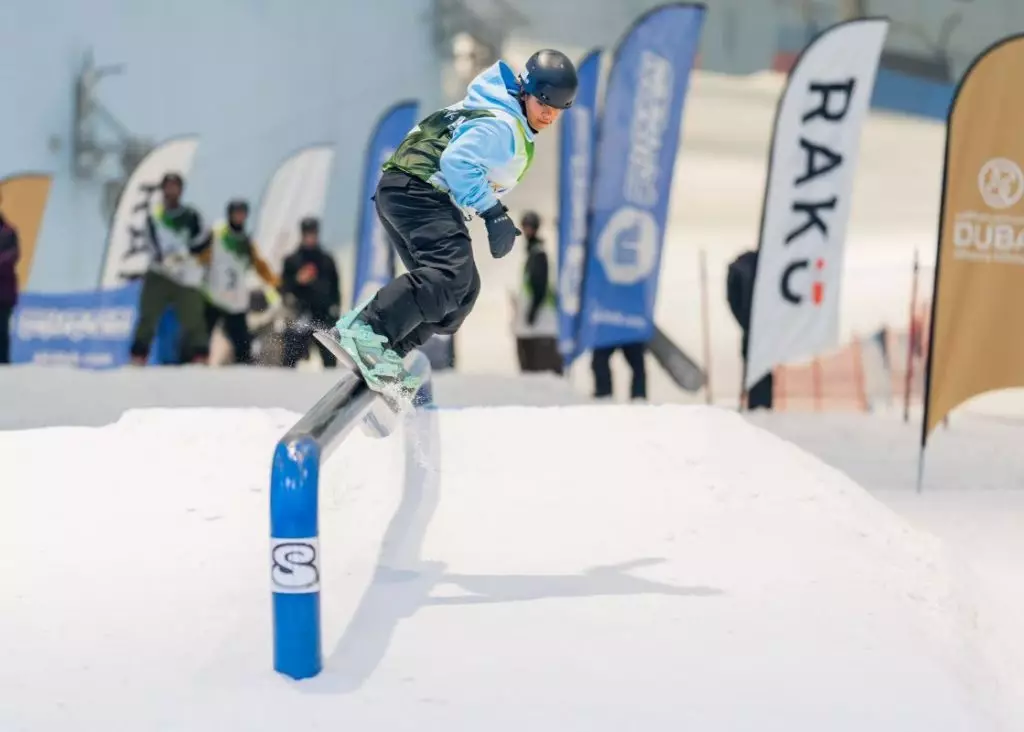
[{"xmin": 480, "ymin": 202, "xmax": 521, "ymax": 259}]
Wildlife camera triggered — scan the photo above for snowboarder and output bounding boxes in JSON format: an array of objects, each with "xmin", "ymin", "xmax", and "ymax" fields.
[{"xmin": 325, "ymin": 49, "xmax": 579, "ymax": 397}]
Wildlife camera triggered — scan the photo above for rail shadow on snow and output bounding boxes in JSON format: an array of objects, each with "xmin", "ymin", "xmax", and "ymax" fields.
[{"xmin": 302, "ymin": 409, "xmax": 724, "ymax": 696}]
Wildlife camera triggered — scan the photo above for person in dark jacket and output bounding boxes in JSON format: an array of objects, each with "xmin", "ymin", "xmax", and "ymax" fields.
[
  {"xmin": 280, "ymin": 217, "xmax": 341, "ymax": 368},
  {"xmin": 511, "ymin": 211, "xmax": 561, "ymax": 374},
  {"xmin": 727, "ymin": 249, "xmax": 773, "ymax": 409},
  {"xmin": 0, "ymin": 194, "xmax": 19, "ymax": 364}
]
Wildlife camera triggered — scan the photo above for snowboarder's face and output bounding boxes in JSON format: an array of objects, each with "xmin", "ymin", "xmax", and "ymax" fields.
[
  {"xmin": 229, "ymin": 209, "xmax": 247, "ymax": 229},
  {"xmin": 524, "ymin": 95, "xmax": 562, "ymax": 131}
]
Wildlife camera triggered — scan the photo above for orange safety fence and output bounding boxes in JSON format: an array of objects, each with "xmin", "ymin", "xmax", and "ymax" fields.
[{"xmin": 772, "ymin": 300, "xmax": 932, "ymax": 412}]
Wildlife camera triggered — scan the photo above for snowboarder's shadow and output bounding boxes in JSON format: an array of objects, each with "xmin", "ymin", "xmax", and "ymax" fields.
[
  {"xmin": 303, "ymin": 410, "xmax": 723, "ymax": 695},
  {"xmin": 426, "ymin": 557, "xmax": 722, "ymax": 606}
]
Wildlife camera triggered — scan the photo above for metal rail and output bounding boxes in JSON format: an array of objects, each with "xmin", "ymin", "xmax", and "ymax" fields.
[{"xmin": 269, "ymin": 354, "xmax": 433, "ymax": 679}]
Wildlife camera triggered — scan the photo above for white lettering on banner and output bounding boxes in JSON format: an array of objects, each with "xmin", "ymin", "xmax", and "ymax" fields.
[
  {"xmin": 270, "ymin": 538, "xmax": 320, "ymax": 594},
  {"xmin": 26, "ymin": 351, "xmax": 116, "ymax": 367},
  {"xmin": 596, "ymin": 51, "xmax": 671, "ymax": 287},
  {"xmin": 590, "ymin": 305, "xmax": 648, "ymax": 330},
  {"xmin": 570, "ymin": 109, "xmax": 591, "ymax": 247},
  {"xmin": 559, "ymin": 244, "xmax": 586, "ymax": 317},
  {"xmin": 16, "ymin": 307, "xmax": 136, "ymax": 342},
  {"xmin": 774, "ymin": 80, "xmax": 855, "ymax": 305},
  {"xmin": 952, "ymin": 159, "xmax": 1024, "ymax": 265},
  {"xmin": 122, "ymin": 183, "xmax": 160, "ymax": 271},
  {"xmin": 744, "ymin": 19, "xmax": 889, "ymax": 390},
  {"xmin": 559, "ymin": 108, "xmax": 593, "ymax": 318},
  {"xmin": 623, "ymin": 51, "xmax": 673, "ymax": 208}
]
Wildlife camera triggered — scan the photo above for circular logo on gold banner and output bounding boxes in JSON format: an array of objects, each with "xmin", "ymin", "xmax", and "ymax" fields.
[{"xmin": 978, "ymin": 157, "xmax": 1024, "ymax": 209}]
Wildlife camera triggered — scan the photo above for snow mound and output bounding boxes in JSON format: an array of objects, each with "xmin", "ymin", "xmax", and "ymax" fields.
[{"xmin": 0, "ymin": 404, "xmax": 1012, "ymax": 730}]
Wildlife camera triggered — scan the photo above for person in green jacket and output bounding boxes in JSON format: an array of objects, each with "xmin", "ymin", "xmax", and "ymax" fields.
[
  {"xmin": 129, "ymin": 172, "xmax": 211, "ymax": 364},
  {"xmin": 510, "ymin": 211, "xmax": 561, "ymax": 374}
]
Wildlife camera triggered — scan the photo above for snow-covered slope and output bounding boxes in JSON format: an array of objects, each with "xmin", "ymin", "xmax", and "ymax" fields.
[
  {"xmin": 0, "ymin": 365, "xmax": 587, "ymax": 430},
  {"xmin": 2, "ymin": 398, "xmax": 1017, "ymax": 730}
]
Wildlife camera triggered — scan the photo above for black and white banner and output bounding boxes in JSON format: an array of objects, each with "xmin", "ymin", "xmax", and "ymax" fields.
[
  {"xmin": 98, "ymin": 136, "xmax": 200, "ymax": 288},
  {"xmin": 744, "ymin": 18, "xmax": 889, "ymax": 390}
]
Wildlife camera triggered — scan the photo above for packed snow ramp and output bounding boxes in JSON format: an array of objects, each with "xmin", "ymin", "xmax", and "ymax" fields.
[{"xmin": 1, "ymin": 404, "xmax": 1012, "ymax": 730}]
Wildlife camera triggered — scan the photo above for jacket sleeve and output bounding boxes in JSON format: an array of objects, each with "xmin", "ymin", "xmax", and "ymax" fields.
[
  {"xmin": 188, "ymin": 210, "xmax": 212, "ymax": 255},
  {"xmin": 323, "ymin": 254, "xmax": 341, "ymax": 317},
  {"xmin": 439, "ymin": 117, "xmax": 516, "ymax": 214},
  {"xmin": 525, "ymin": 248, "xmax": 548, "ymax": 325},
  {"xmin": 280, "ymin": 254, "xmax": 299, "ymax": 295},
  {"xmin": 249, "ymin": 241, "xmax": 281, "ymax": 288},
  {"xmin": 0, "ymin": 227, "xmax": 19, "ymax": 267}
]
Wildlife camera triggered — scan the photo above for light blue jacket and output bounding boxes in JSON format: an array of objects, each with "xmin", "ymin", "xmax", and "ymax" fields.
[{"xmin": 437, "ymin": 61, "xmax": 536, "ymax": 215}]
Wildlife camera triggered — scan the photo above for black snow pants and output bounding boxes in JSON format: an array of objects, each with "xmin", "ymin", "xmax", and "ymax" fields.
[
  {"xmin": 358, "ymin": 170, "xmax": 481, "ymax": 358},
  {"xmin": 204, "ymin": 303, "xmax": 252, "ymax": 365}
]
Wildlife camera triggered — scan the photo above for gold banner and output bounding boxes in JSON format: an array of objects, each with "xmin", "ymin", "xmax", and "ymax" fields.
[
  {"xmin": 0, "ymin": 173, "xmax": 52, "ymax": 288},
  {"xmin": 925, "ymin": 34, "xmax": 1024, "ymax": 439}
]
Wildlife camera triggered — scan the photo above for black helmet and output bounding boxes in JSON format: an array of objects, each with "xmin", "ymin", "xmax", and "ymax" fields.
[
  {"xmin": 520, "ymin": 50, "xmax": 578, "ymax": 110},
  {"xmin": 161, "ymin": 172, "xmax": 184, "ymax": 189},
  {"xmin": 227, "ymin": 199, "xmax": 249, "ymax": 216},
  {"xmin": 521, "ymin": 210, "xmax": 541, "ymax": 229},
  {"xmin": 300, "ymin": 216, "xmax": 319, "ymax": 234}
]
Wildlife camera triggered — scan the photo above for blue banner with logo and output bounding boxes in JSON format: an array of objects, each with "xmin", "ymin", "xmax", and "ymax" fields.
[
  {"xmin": 575, "ymin": 3, "xmax": 705, "ymax": 352},
  {"xmin": 352, "ymin": 99, "xmax": 418, "ymax": 306},
  {"xmin": 557, "ymin": 48, "xmax": 602, "ymax": 364},
  {"xmin": 11, "ymin": 283, "xmax": 142, "ymax": 369}
]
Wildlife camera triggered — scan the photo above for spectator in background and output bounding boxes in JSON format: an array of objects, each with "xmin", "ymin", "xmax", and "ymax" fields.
[
  {"xmin": 280, "ymin": 217, "xmax": 341, "ymax": 368},
  {"xmin": 592, "ymin": 342, "xmax": 647, "ymax": 402},
  {"xmin": 201, "ymin": 199, "xmax": 280, "ymax": 364},
  {"xmin": 129, "ymin": 172, "xmax": 211, "ymax": 365},
  {"xmin": 511, "ymin": 211, "xmax": 561, "ymax": 374},
  {"xmin": 0, "ymin": 189, "xmax": 19, "ymax": 364},
  {"xmin": 727, "ymin": 248, "xmax": 773, "ymax": 410}
]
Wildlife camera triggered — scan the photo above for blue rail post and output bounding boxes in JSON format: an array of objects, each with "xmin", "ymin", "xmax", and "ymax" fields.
[
  {"xmin": 270, "ymin": 436, "xmax": 323, "ymax": 679},
  {"xmin": 270, "ymin": 353, "xmax": 434, "ymax": 680}
]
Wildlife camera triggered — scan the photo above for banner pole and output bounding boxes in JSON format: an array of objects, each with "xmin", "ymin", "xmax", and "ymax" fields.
[
  {"xmin": 915, "ymin": 447, "xmax": 925, "ymax": 494},
  {"xmin": 699, "ymin": 249, "xmax": 713, "ymax": 405},
  {"xmin": 903, "ymin": 248, "xmax": 920, "ymax": 423}
]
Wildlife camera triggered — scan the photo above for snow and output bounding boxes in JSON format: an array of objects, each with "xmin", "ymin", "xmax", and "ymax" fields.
[{"xmin": 3, "ymin": 367, "xmax": 1024, "ymax": 730}]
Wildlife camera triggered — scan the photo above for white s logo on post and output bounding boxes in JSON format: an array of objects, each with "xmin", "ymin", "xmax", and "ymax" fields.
[{"xmin": 271, "ymin": 538, "xmax": 320, "ymax": 593}]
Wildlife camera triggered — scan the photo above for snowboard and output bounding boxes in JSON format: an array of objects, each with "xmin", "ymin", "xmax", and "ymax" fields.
[
  {"xmin": 648, "ymin": 323, "xmax": 706, "ymax": 393},
  {"xmin": 312, "ymin": 329, "xmax": 418, "ymax": 417}
]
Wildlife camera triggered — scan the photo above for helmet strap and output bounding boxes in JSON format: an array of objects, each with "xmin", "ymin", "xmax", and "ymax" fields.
[{"xmin": 515, "ymin": 77, "xmax": 540, "ymax": 134}]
